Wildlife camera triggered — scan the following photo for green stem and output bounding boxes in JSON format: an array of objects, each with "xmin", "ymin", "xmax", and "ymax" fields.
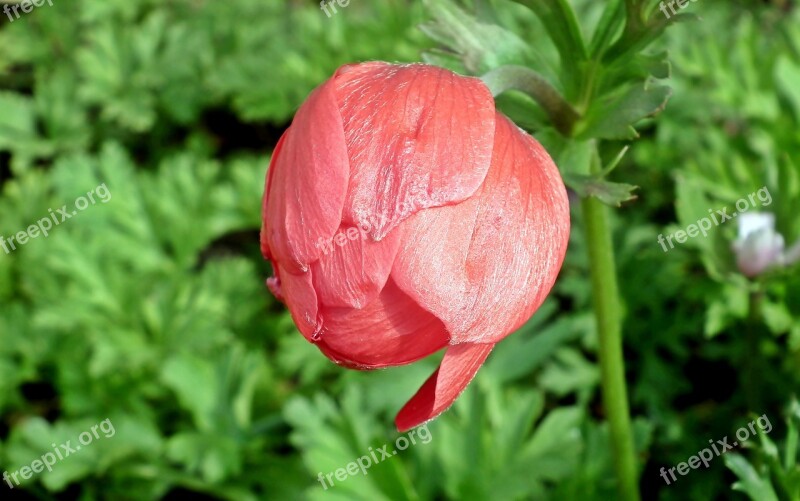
[
  {"xmin": 744, "ymin": 288, "xmax": 763, "ymax": 411},
  {"xmin": 581, "ymin": 143, "xmax": 640, "ymax": 501},
  {"xmin": 480, "ymin": 65, "xmax": 580, "ymax": 136}
]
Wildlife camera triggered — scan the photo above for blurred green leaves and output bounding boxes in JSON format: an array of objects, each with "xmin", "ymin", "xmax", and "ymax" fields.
[
  {"xmin": 725, "ymin": 402, "xmax": 800, "ymax": 501},
  {"xmin": 0, "ymin": 0, "xmax": 799, "ymax": 500},
  {"xmin": 0, "ymin": 0, "xmax": 432, "ymax": 170},
  {"xmin": 0, "ymin": 140, "xmax": 284, "ymax": 496},
  {"xmin": 0, "ymin": 1, "xmax": 436, "ymax": 498}
]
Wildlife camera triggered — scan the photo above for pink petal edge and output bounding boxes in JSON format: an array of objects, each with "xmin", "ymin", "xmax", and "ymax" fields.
[
  {"xmin": 395, "ymin": 342, "xmax": 494, "ymax": 432},
  {"xmin": 314, "ymin": 278, "xmax": 450, "ymax": 369},
  {"xmin": 333, "ymin": 62, "xmax": 496, "ymax": 240},
  {"xmin": 263, "ymin": 78, "xmax": 350, "ymax": 274}
]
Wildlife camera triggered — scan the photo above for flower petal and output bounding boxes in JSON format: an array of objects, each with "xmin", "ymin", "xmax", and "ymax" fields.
[
  {"xmin": 314, "ymin": 278, "xmax": 449, "ymax": 369},
  {"xmin": 310, "ymin": 222, "xmax": 404, "ymax": 309},
  {"xmin": 391, "ymin": 113, "xmax": 570, "ymax": 344},
  {"xmin": 333, "ymin": 62, "xmax": 496, "ymax": 240},
  {"xmin": 732, "ymin": 212, "xmax": 785, "ymax": 276},
  {"xmin": 395, "ymin": 342, "xmax": 494, "ymax": 432},
  {"xmin": 263, "ymin": 79, "xmax": 350, "ymax": 274},
  {"xmin": 736, "ymin": 212, "xmax": 776, "ymax": 240},
  {"xmin": 273, "ymin": 264, "xmax": 320, "ymax": 341}
]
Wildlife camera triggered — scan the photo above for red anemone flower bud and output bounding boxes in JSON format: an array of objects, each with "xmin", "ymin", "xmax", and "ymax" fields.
[{"xmin": 261, "ymin": 62, "xmax": 570, "ymax": 431}]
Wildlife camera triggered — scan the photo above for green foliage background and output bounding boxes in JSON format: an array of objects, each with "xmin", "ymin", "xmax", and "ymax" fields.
[{"xmin": 0, "ymin": 0, "xmax": 798, "ymax": 499}]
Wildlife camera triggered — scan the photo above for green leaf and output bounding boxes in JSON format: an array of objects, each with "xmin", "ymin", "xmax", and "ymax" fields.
[
  {"xmin": 518, "ymin": 407, "xmax": 584, "ymax": 481},
  {"xmin": 724, "ymin": 453, "xmax": 780, "ymax": 501},
  {"xmin": 161, "ymin": 354, "xmax": 220, "ymax": 431},
  {"xmin": 577, "ymin": 82, "xmax": 671, "ymax": 139},
  {"xmin": 762, "ymin": 300, "xmax": 793, "ymax": 335},
  {"xmin": 511, "ymin": 0, "xmax": 588, "ymax": 98},
  {"xmin": 75, "ymin": 21, "xmax": 159, "ymax": 132},
  {"xmin": 0, "ymin": 91, "xmax": 53, "ymax": 170},
  {"xmin": 484, "ymin": 302, "xmax": 583, "ymax": 384},
  {"xmin": 588, "ymin": 0, "xmax": 626, "ymax": 58},
  {"xmin": 0, "ymin": 92, "xmax": 36, "ymax": 151},
  {"xmin": 420, "ymin": 0, "xmax": 532, "ymax": 74},
  {"xmin": 604, "ymin": 51, "xmax": 671, "ymax": 88},
  {"xmin": 539, "ymin": 348, "xmax": 600, "ymax": 396},
  {"xmin": 166, "ymin": 432, "xmax": 242, "ymax": 483},
  {"xmin": 775, "ymin": 56, "xmax": 800, "ymax": 123},
  {"xmin": 563, "ymin": 173, "xmax": 638, "ymax": 207},
  {"xmin": 603, "ymin": 12, "xmax": 697, "ymax": 65},
  {"xmin": 785, "ymin": 400, "xmax": 800, "ymax": 472}
]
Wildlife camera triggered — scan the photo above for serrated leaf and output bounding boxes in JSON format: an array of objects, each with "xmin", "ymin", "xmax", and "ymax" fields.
[
  {"xmin": 775, "ymin": 56, "xmax": 800, "ymax": 122},
  {"xmin": 161, "ymin": 354, "xmax": 219, "ymax": 431},
  {"xmin": 563, "ymin": 173, "xmax": 638, "ymax": 207},
  {"xmin": 578, "ymin": 82, "xmax": 672, "ymax": 139},
  {"xmin": 421, "ymin": 0, "xmax": 532, "ymax": 74},
  {"xmin": 588, "ymin": 0, "xmax": 626, "ymax": 57},
  {"xmin": 725, "ymin": 453, "xmax": 780, "ymax": 501},
  {"xmin": 511, "ymin": 0, "xmax": 588, "ymax": 99},
  {"xmin": 518, "ymin": 407, "xmax": 584, "ymax": 481},
  {"xmin": 539, "ymin": 348, "xmax": 600, "ymax": 395}
]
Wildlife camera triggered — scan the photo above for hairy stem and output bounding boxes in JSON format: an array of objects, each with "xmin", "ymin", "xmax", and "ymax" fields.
[{"xmin": 581, "ymin": 143, "xmax": 640, "ymax": 501}]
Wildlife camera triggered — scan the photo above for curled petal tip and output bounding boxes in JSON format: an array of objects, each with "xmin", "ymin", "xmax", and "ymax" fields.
[
  {"xmin": 395, "ymin": 343, "xmax": 494, "ymax": 432},
  {"xmin": 266, "ymin": 276, "xmax": 283, "ymax": 302}
]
